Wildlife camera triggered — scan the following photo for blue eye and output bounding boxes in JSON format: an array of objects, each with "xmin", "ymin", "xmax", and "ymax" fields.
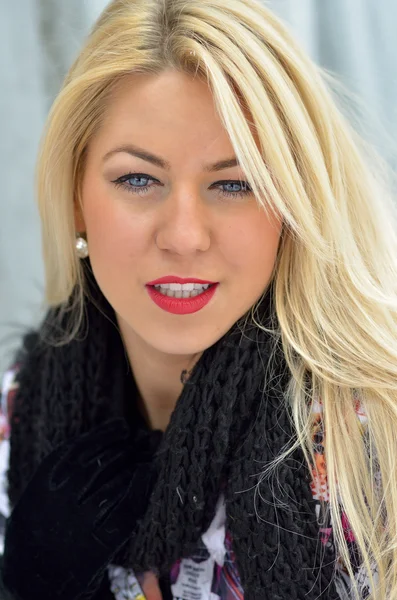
[
  {"xmin": 111, "ymin": 173, "xmax": 252, "ymax": 199},
  {"xmin": 112, "ymin": 173, "xmax": 156, "ymax": 195},
  {"xmin": 214, "ymin": 180, "xmax": 252, "ymax": 199}
]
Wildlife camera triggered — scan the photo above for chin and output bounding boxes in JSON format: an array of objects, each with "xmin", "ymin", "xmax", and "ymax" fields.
[
  {"xmin": 117, "ymin": 307, "xmax": 236, "ymax": 358},
  {"xmin": 147, "ymin": 333, "xmax": 220, "ymax": 357}
]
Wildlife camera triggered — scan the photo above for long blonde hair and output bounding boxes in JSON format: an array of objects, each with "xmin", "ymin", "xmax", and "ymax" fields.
[{"xmin": 36, "ymin": 0, "xmax": 397, "ymax": 596}]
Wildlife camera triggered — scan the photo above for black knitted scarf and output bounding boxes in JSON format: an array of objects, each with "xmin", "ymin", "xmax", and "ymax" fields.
[{"xmin": 8, "ymin": 272, "xmax": 339, "ymax": 600}]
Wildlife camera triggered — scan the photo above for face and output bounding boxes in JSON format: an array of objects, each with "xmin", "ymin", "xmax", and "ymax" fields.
[{"xmin": 77, "ymin": 70, "xmax": 282, "ymax": 357}]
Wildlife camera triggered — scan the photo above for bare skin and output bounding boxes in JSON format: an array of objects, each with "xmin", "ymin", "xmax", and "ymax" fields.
[
  {"xmin": 76, "ymin": 68, "xmax": 282, "ymax": 597},
  {"xmin": 77, "ymin": 69, "xmax": 282, "ymax": 433}
]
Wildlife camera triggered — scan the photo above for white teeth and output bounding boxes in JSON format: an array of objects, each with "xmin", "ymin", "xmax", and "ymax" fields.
[
  {"xmin": 195, "ymin": 283, "xmax": 210, "ymax": 290},
  {"xmin": 154, "ymin": 282, "xmax": 211, "ymax": 291},
  {"xmin": 167, "ymin": 282, "xmax": 209, "ymax": 291},
  {"xmin": 153, "ymin": 282, "xmax": 213, "ymax": 299}
]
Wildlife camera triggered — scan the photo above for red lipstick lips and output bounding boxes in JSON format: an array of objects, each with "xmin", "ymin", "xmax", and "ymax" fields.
[
  {"xmin": 146, "ymin": 276, "xmax": 216, "ymax": 286},
  {"xmin": 146, "ymin": 276, "xmax": 218, "ymax": 315}
]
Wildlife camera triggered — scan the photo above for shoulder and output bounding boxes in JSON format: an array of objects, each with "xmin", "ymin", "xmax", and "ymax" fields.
[
  {"xmin": 1, "ymin": 365, "xmax": 20, "ymax": 436},
  {"xmin": 0, "ymin": 365, "xmax": 20, "ymax": 545},
  {"xmin": 0, "ymin": 330, "xmax": 44, "ymax": 437},
  {"xmin": 310, "ymin": 395, "xmax": 372, "ymax": 595},
  {"xmin": 310, "ymin": 393, "xmax": 368, "ymax": 503}
]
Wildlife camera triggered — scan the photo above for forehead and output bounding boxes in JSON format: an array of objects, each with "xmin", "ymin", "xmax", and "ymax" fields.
[
  {"xmin": 98, "ymin": 70, "xmax": 226, "ymax": 140},
  {"xmin": 87, "ymin": 69, "xmax": 259, "ymax": 171}
]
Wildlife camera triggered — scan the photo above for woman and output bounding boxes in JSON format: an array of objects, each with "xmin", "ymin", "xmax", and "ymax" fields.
[{"xmin": 1, "ymin": 0, "xmax": 396, "ymax": 598}]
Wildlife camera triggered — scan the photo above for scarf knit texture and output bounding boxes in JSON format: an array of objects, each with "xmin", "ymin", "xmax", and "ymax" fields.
[{"xmin": 8, "ymin": 273, "xmax": 340, "ymax": 600}]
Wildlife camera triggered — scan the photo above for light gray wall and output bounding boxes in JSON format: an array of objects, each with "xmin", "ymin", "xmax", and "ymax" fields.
[
  {"xmin": 0, "ymin": 1, "xmax": 45, "ymax": 371},
  {"xmin": 1, "ymin": 0, "xmax": 396, "ymax": 374},
  {"xmin": 0, "ymin": 1, "xmax": 98, "ymax": 371}
]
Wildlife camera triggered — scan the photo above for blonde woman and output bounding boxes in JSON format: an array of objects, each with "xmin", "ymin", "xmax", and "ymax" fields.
[{"xmin": 1, "ymin": 0, "xmax": 396, "ymax": 599}]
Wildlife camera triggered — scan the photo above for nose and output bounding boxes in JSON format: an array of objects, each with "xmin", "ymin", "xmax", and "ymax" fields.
[{"xmin": 155, "ymin": 188, "xmax": 211, "ymax": 255}]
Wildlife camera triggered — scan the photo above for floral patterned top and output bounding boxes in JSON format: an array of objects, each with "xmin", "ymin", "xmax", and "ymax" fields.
[{"xmin": 0, "ymin": 367, "xmax": 372, "ymax": 599}]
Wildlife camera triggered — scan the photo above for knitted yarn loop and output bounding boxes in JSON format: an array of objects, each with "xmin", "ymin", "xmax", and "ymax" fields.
[{"xmin": 8, "ymin": 275, "xmax": 339, "ymax": 600}]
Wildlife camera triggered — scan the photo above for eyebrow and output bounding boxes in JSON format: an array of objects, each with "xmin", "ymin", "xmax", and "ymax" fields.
[{"xmin": 102, "ymin": 144, "xmax": 240, "ymax": 172}]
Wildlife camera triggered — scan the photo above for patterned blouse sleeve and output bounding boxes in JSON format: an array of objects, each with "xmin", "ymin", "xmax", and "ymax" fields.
[
  {"xmin": 311, "ymin": 396, "xmax": 376, "ymax": 599},
  {"xmin": 0, "ymin": 367, "xmax": 19, "ymax": 553}
]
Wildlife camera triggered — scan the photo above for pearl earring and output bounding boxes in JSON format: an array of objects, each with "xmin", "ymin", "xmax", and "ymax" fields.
[{"xmin": 75, "ymin": 236, "xmax": 89, "ymax": 259}]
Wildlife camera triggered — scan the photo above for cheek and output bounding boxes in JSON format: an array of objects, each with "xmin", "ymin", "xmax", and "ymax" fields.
[
  {"xmin": 82, "ymin": 186, "xmax": 147, "ymax": 266},
  {"xmin": 224, "ymin": 211, "xmax": 282, "ymax": 280}
]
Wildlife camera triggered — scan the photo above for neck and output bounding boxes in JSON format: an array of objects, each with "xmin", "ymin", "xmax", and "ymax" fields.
[{"xmin": 117, "ymin": 317, "xmax": 201, "ymax": 431}]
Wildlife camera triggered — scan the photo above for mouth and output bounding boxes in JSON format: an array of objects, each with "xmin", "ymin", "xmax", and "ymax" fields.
[
  {"xmin": 149, "ymin": 282, "xmax": 216, "ymax": 299},
  {"xmin": 146, "ymin": 276, "xmax": 217, "ymax": 298},
  {"xmin": 145, "ymin": 277, "xmax": 219, "ymax": 315}
]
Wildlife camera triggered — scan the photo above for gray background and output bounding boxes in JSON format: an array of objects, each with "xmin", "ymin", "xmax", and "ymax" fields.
[{"xmin": 1, "ymin": 0, "xmax": 396, "ymax": 374}]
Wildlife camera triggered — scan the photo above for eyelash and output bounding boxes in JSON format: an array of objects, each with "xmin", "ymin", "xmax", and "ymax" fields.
[{"xmin": 111, "ymin": 173, "xmax": 252, "ymax": 199}]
